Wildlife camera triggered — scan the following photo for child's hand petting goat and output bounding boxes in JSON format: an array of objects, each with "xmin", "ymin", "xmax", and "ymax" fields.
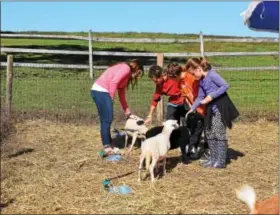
[{"xmin": 138, "ymin": 119, "xmax": 179, "ymax": 183}]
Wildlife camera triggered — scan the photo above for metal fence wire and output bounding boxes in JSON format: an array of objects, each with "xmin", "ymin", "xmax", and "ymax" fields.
[{"xmin": 1, "ymin": 55, "xmax": 278, "ymax": 125}]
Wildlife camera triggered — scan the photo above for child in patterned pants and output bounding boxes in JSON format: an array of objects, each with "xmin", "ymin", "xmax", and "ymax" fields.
[{"xmin": 185, "ymin": 57, "xmax": 239, "ymax": 168}]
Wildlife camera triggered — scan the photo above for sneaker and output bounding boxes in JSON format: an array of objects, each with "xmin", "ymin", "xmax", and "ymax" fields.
[
  {"xmin": 200, "ymin": 160, "xmax": 214, "ymax": 168},
  {"xmin": 112, "ymin": 147, "xmax": 120, "ymax": 154},
  {"xmin": 200, "ymin": 160, "xmax": 226, "ymax": 169},
  {"xmin": 212, "ymin": 162, "xmax": 226, "ymax": 169},
  {"xmin": 200, "ymin": 149, "xmax": 211, "ymax": 161},
  {"xmin": 104, "ymin": 145, "xmax": 115, "ymax": 156},
  {"xmin": 104, "ymin": 145, "xmax": 121, "ymax": 156},
  {"xmin": 189, "ymin": 148, "xmax": 201, "ymax": 160}
]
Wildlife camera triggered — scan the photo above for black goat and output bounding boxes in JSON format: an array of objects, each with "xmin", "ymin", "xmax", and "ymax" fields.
[{"xmin": 145, "ymin": 112, "xmax": 208, "ymax": 163}]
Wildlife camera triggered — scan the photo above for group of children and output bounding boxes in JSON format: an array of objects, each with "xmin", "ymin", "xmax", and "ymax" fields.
[{"xmin": 91, "ymin": 57, "xmax": 239, "ymax": 169}]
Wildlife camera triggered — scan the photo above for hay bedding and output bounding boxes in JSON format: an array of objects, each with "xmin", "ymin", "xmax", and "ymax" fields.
[{"xmin": 1, "ymin": 119, "xmax": 278, "ymax": 214}]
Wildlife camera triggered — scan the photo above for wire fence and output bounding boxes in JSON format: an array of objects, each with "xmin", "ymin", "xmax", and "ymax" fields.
[
  {"xmin": 1, "ymin": 55, "xmax": 278, "ymax": 125},
  {"xmin": 1, "ymin": 32, "xmax": 279, "ymax": 124}
]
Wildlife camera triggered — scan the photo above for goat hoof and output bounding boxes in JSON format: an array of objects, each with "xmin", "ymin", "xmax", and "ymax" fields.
[
  {"xmin": 118, "ymin": 149, "xmax": 125, "ymax": 155},
  {"xmin": 124, "ymin": 151, "xmax": 131, "ymax": 156}
]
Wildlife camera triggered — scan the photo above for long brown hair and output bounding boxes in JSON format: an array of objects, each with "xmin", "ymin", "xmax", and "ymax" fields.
[
  {"xmin": 107, "ymin": 59, "xmax": 143, "ymax": 90},
  {"xmin": 127, "ymin": 59, "xmax": 144, "ymax": 90},
  {"xmin": 185, "ymin": 57, "xmax": 212, "ymax": 71}
]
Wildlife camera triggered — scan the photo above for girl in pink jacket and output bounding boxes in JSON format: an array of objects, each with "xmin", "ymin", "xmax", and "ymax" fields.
[{"xmin": 91, "ymin": 59, "xmax": 144, "ymax": 155}]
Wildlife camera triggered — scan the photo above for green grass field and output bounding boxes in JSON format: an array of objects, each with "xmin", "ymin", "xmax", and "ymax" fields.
[
  {"xmin": 0, "ymin": 67, "xmax": 278, "ymax": 122},
  {"xmin": 1, "ymin": 31, "xmax": 278, "ymax": 66},
  {"xmin": 0, "ymin": 31, "xmax": 279, "ymax": 122}
]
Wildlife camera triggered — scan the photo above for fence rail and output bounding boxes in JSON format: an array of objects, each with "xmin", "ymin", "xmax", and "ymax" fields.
[
  {"xmin": 1, "ymin": 33, "xmax": 88, "ymax": 41},
  {"xmin": 0, "ymin": 62, "xmax": 89, "ymax": 69},
  {"xmin": 1, "ymin": 47, "xmax": 279, "ymax": 57},
  {"xmin": 1, "ymin": 33, "xmax": 279, "ymax": 43},
  {"xmin": 0, "ymin": 62, "xmax": 279, "ymax": 71}
]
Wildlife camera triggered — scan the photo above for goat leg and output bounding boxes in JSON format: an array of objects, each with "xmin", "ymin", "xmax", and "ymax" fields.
[
  {"xmin": 162, "ymin": 158, "xmax": 167, "ymax": 176},
  {"xmin": 150, "ymin": 156, "xmax": 158, "ymax": 183},
  {"xmin": 138, "ymin": 154, "xmax": 145, "ymax": 182},
  {"xmin": 154, "ymin": 162, "xmax": 160, "ymax": 175},
  {"xmin": 125, "ymin": 134, "xmax": 129, "ymax": 148},
  {"xmin": 128, "ymin": 132, "xmax": 138, "ymax": 153}
]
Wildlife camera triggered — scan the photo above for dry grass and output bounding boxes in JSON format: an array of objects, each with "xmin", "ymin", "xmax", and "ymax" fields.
[
  {"xmin": 1, "ymin": 119, "xmax": 278, "ymax": 214},
  {"xmin": 0, "ymin": 109, "xmax": 15, "ymax": 144}
]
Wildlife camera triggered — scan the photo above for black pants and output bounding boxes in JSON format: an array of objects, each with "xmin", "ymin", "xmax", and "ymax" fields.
[
  {"xmin": 186, "ymin": 112, "xmax": 207, "ymax": 154},
  {"xmin": 166, "ymin": 104, "xmax": 187, "ymax": 125}
]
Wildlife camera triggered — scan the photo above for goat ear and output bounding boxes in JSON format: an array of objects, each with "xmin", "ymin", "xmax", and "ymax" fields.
[{"xmin": 137, "ymin": 120, "xmax": 144, "ymax": 126}]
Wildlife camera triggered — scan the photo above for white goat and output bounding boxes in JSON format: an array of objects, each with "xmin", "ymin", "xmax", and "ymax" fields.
[
  {"xmin": 124, "ymin": 115, "xmax": 148, "ymax": 153},
  {"xmin": 138, "ymin": 119, "xmax": 179, "ymax": 183}
]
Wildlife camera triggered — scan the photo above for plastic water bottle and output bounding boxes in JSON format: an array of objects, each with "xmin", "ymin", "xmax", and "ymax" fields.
[
  {"xmin": 106, "ymin": 154, "xmax": 122, "ymax": 162},
  {"xmin": 102, "ymin": 179, "xmax": 132, "ymax": 195},
  {"xmin": 108, "ymin": 185, "xmax": 132, "ymax": 195}
]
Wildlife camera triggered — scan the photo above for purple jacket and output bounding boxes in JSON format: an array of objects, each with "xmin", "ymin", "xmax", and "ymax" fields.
[{"xmin": 191, "ymin": 70, "xmax": 229, "ymax": 111}]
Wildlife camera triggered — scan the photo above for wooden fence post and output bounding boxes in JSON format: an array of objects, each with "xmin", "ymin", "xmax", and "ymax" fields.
[
  {"xmin": 200, "ymin": 31, "xmax": 204, "ymax": 57},
  {"xmin": 156, "ymin": 53, "xmax": 164, "ymax": 122},
  {"xmin": 88, "ymin": 29, "xmax": 93, "ymax": 80},
  {"xmin": 6, "ymin": 55, "xmax": 13, "ymax": 119}
]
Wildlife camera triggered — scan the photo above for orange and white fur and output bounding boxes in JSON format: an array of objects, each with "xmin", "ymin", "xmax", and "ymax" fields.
[{"xmin": 236, "ymin": 184, "xmax": 279, "ymax": 214}]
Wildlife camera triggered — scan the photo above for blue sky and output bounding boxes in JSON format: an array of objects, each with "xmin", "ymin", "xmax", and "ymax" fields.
[{"xmin": 2, "ymin": 1, "xmax": 278, "ymax": 37}]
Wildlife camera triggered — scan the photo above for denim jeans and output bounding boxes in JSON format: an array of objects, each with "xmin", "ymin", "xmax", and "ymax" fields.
[{"xmin": 91, "ymin": 90, "xmax": 113, "ymax": 147}]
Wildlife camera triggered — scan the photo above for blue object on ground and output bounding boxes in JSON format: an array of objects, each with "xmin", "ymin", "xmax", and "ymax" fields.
[
  {"xmin": 106, "ymin": 154, "xmax": 122, "ymax": 162},
  {"xmin": 108, "ymin": 185, "xmax": 133, "ymax": 194}
]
